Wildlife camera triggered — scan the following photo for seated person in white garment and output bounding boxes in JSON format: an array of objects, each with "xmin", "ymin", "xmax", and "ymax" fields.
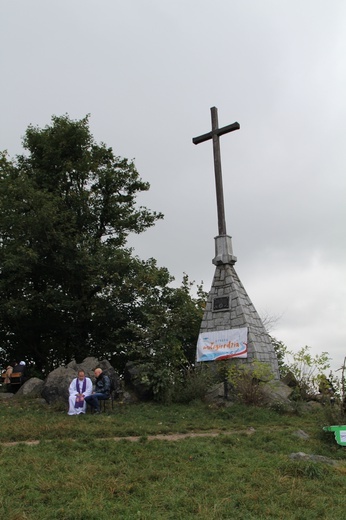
[{"xmin": 68, "ymin": 369, "xmax": 92, "ymax": 415}]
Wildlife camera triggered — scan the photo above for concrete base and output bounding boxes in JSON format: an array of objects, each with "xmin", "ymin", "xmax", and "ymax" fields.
[{"xmin": 213, "ymin": 235, "xmax": 237, "ymax": 266}]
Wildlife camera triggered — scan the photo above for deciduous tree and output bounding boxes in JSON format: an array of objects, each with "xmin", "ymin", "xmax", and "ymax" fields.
[{"xmin": 0, "ymin": 115, "xmax": 168, "ymax": 372}]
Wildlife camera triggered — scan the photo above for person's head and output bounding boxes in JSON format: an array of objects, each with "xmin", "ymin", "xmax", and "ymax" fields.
[
  {"xmin": 77, "ymin": 369, "xmax": 85, "ymax": 381},
  {"xmin": 94, "ymin": 368, "xmax": 102, "ymax": 378}
]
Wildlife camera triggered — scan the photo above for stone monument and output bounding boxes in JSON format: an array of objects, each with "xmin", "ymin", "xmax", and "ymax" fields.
[{"xmin": 193, "ymin": 107, "xmax": 279, "ymax": 378}]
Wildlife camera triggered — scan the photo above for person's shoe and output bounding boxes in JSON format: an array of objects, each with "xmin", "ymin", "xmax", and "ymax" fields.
[{"xmin": 95, "ymin": 410, "xmax": 101, "ymax": 414}]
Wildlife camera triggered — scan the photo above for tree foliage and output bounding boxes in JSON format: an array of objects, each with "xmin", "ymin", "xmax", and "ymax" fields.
[{"xmin": 0, "ymin": 115, "xmax": 204, "ymax": 374}]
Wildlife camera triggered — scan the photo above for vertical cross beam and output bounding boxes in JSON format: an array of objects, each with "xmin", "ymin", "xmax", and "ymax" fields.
[{"xmin": 192, "ymin": 107, "xmax": 240, "ymax": 236}]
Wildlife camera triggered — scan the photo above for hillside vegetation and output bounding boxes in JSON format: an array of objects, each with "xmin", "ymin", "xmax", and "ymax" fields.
[{"xmin": 1, "ymin": 397, "xmax": 345, "ymax": 519}]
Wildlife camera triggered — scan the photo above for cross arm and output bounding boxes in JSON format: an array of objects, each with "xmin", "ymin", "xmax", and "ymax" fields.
[{"xmin": 192, "ymin": 121, "xmax": 240, "ymax": 145}]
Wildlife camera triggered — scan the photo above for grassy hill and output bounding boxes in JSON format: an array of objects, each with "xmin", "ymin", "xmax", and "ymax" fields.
[{"xmin": 0, "ymin": 397, "xmax": 345, "ymax": 519}]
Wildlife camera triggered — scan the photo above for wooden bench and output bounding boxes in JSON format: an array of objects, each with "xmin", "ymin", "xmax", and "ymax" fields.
[
  {"xmin": 1, "ymin": 371, "xmax": 24, "ymax": 391},
  {"xmin": 1, "ymin": 372, "xmax": 12, "ymax": 385},
  {"xmin": 10, "ymin": 372, "xmax": 24, "ymax": 386}
]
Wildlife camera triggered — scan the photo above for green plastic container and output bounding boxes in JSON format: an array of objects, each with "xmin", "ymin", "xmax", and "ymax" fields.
[{"xmin": 323, "ymin": 425, "xmax": 346, "ymax": 446}]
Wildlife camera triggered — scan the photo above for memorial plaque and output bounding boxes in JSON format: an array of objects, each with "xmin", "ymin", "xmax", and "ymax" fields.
[{"xmin": 213, "ymin": 296, "xmax": 230, "ymax": 311}]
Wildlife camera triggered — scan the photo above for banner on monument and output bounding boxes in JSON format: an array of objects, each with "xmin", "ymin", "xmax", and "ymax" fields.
[{"xmin": 196, "ymin": 327, "xmax": 248, "ymax": 362}]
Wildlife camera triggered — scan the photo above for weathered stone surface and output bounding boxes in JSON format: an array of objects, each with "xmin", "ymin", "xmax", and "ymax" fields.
[
  {"xmin": 41, "ymin": 366, "xmax": 76, "ymax": 404},
  {"xmin": 122, "ymin": 390, "xmax": 139, "ymax": 404},
  {"xmin": 202, "ymin": 377, "xmax": 295, "ymax": 409},
  {"xmin": 293, "ymin": 429, "xmax": 310, "ymax": 440},
  {"xmin": 260, "ymin": 382, "xmax": 294, "ymax": 411},
  {"xmin": 289, "ymin": 452, "xmax": 339, "ymax": 466},
  {"xmin": 15, "ymin": 377, "xmax": 44, "ymax": 398},
  {"xmin": 300, "ymin": 400, "xmax": 323, "ymax": 412},
  {"xmin": 41, "ymin": 358, "xmax": 121, "ymax": 404},
  {"xmin": 199, "ymin": 263, "xmax": 279, "ymax": 378},
  {"xmin": 0, "ymin": 392, "xmax": 14, "ymax": 399},
  {"xmin": 204, "ymin": 383, "xmax": 225, "ymax": 403},
  {"xmin": 261, "ymin": 380, "xmax": 293, "ymax": 403},
  {"xmin": 69, "ymin": 357, "xmax": 98, "ymax": 373},
  {"xmin": 282, "ymin": 371, "xmax": 298, "ymax": 387}
]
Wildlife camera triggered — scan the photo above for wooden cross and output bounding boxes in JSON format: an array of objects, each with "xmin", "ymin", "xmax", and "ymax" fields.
[{"xmin": 193, "ymin": 107, "xmax": 240, "ymax": 236}]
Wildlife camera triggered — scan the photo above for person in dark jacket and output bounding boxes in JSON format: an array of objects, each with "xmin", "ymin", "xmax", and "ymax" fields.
[
  {"xmin": 12, "ymin": 361, "xmax": 27, "ymax": 384},
  {"xmin": 84, "ymin": 368, "xmax": 110, "ymax": 414},
  {"xmin": 13, "ymin": 361, "xmax": 26, "ymax": 374}
]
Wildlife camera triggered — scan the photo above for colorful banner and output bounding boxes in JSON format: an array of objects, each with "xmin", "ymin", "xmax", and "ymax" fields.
[{"xmin": 196, "ymin": 328, "xmax": 248, "ymax": 362}]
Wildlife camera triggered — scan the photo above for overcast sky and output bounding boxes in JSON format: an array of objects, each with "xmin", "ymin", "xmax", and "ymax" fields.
[{"xmin": 1, "ymin": 0, "xmax": 345, "ymax": 373}]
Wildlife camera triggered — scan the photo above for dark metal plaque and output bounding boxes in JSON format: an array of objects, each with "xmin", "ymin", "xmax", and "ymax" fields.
[{"xmin": 213, "ymin": 296, "xmax": 230, "ymax": 311}]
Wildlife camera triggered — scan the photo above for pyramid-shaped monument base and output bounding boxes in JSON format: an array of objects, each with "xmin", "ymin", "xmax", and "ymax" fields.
[{"xmin": 199, "ymin": 237, "xmax": 279, "ymax": 379}]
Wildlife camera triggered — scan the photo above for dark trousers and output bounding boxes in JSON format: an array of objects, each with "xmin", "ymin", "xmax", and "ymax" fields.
[{"xmin": 84, "ymin": 393, "xmax": 108, "ymax": 412}]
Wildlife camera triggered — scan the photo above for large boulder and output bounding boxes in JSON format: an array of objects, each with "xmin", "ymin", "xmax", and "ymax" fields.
[
  {"xmin": 0, "ymin": 392, "xmax": 14, "ymax": 400},
  {"xmin": 66, "ymin": 357, "xmax": 99, "ymax": 374},
  {"xmin": 41, "ymin": 366, "xmax": 76, "ymax": 404},
  {"xmin": 15, "ymin": 377, "xmax": 45, "ymax": 398},
  {"xmin": 261, "ymin": 380, "xmax": 294, "ymax": 410},
  {"xmin": 282, "ymin": 371, "xmax": 298, "ymax": 388},
  {"xmin": 205, "ymin": 383, "xmax": 226, "ymax": 403},
  {"xmin": 41, "ymin": 357, "xmax": 121, "ymax": 404},
  {"xmin": 66, "ymin": 357, "xmax": 120, "ymax": 390}
]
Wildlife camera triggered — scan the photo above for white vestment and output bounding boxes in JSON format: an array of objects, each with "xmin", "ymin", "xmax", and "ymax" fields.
[{"xmin": 68, "ymin": 377, "xmax": 93, "ymax": 415}]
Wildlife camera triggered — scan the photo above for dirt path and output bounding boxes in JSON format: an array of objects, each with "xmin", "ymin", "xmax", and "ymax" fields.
[{"xmin": 1, "ymin": 428, "xmax": 256, "ymax": 447}]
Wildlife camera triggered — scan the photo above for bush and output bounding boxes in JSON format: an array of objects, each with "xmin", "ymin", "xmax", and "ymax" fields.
[
  {"xmin": 322, "ymin": 401, "xmax": 346, "ymax": 426},
  {"xmin": 279, "ymin": 345, "xmax": 331, "ymax": 400},
  {"xmin": 170, "ymin": 365, "xmax": 215, "ymax": 404},
  {"xmin": 126, "ymin": 362, "xmax": 216, "ymax": 404},
  {"xmin": 227, "ymin": 360, "xmax": 274, "ymax": 406}
]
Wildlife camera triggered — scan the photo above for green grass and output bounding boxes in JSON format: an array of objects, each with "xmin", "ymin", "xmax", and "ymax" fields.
[{"xmin": 1, "ymin": 397, "xmax": 346, "ymax": 519}]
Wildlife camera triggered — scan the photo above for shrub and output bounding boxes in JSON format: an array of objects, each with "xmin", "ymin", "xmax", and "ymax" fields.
[
  {"xmin": 322, "ymin": 401, "xmax": 346, "ymax": 426},
  {"xmin": 227, "ymin": 360, "xmax": 274, "ymax": 406},
  {"xmin": 279, "ymin": 345, "xmax": 331, "ymax": 400},
  {"xmin": 170, "ymin": 365, "xmax": 215, "ymax": 404},
  {"xmin": 272, "ymin": 340, "xmax": 334, "ymax": 402},
  {"xmin": 130, "ymin": 362, "xmax": 216, "ymax": 404}
]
